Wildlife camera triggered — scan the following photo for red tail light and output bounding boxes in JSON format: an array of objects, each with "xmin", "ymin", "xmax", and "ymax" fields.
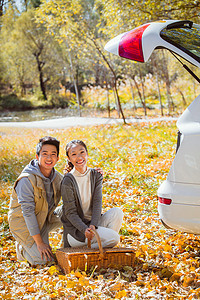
[
  {"xmin": 159, "ymin": 197, "xmax": 172, "ymax": 205},
  {"xmin": 119, "ymin": 24, "xmax": 150, "ymax": 62}
]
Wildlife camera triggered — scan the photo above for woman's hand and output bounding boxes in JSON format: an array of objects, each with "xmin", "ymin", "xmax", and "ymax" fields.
[
  {"xmin": 95, "ymin": 167, "xmax": 104, "ymax": 176},
  {"xmin": 85, "ymin": 225, "xmax": 95, "ymax": 240}
]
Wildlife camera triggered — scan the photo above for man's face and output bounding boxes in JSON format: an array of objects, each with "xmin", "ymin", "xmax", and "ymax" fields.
[{"xmin": 36, "ymin": 144, "xmax": 59, "ymax": 176}]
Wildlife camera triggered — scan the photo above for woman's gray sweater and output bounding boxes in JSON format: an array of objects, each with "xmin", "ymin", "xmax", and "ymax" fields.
[{"xmin": 61, "ymin": 168, "xmax": 103, "ymax": 247}]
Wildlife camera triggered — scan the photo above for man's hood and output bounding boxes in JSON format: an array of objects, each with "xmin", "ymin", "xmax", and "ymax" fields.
[{"xmin": 21, "ymin": 159, "xmax": 55, "ymax": 181}]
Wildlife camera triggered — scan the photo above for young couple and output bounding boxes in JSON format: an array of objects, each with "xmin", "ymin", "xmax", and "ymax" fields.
[{"xmin": 8, "ymin": 136, "xmax": 123, "ymax": 265}]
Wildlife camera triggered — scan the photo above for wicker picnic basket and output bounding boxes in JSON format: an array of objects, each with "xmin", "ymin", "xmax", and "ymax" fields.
[{"xmin": 56, "ymin": 229, "xmax": 135, "ymax": 274}]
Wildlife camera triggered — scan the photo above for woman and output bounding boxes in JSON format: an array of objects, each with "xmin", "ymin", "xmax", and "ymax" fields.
[{"xmin": 61, "ymin": 139, "xmax": 123, "ymax": 248}]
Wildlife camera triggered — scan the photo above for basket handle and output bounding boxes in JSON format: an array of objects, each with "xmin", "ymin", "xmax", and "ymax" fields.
[{"xmin": 87, "ymin": 228, "xmax": 104, "ymax": 259}]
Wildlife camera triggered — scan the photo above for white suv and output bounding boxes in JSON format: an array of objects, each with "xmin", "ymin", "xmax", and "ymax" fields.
[{"xmin": 105, "ymin": 20, "xmax": 200, "ymax": 234}]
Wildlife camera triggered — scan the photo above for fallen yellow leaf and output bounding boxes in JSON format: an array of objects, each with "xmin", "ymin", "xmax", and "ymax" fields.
[{"xmin": 115, "ymin": 290, "xmax": 127, "ymax": 299}]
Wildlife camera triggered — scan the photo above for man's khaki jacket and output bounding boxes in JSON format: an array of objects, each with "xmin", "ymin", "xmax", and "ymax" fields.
[{"xmin": 8, "ymin": 171, "xmax": 63, "ymax": 247}]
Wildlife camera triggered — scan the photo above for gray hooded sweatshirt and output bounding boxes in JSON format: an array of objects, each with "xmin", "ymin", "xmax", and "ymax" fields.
[{"xmin": 15, "ymin": 159, "xmax": 56, "ymax": 236}]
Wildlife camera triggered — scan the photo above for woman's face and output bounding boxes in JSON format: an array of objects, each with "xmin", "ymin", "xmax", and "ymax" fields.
[{"xmin": 67, "ymin": 143, "xmax": 88, "ymax": 174}]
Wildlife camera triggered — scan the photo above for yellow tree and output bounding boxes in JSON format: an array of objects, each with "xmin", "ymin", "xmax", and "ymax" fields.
[
  {"xmin": 37, "ymin": 0, "xmax": 127, "ymax": 122},
  {"xmin": 102, "ymin": 0, "xmax": 200, "ymax": 30},
  {"xmin": 0, "ymin": 5, "xmax": 30, "ymax": 96},
  {"xmin": 1, "ymin": 5, "xmax": 64, "ymax": 99}
]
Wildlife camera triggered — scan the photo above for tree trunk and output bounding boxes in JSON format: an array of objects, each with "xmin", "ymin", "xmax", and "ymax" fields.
[
  {"xmin": 39, "ymin": 68, "xmax": 47, "ymax": 100},
  {"xmin": 68, "ymin": 51, "xmax": 81, "ymax": 117},
  {"xmin": 139, "ymin": 69, "xmax": 147, "ymax": 116},
  {"xmin": 73, "ymin": 77, "xmax": 81, "ymax": 117},
  {"xmin": 155, "ymin": 72, "xmax": 164, "ymax": 116},
  {"xmin": 75, "ymin": 65, "xmax": 82, "ymax": 116},
  {"xmin": 20, "ymin": 84, "xmax": 26, "ymax": 97},
  {"xmin": 177, "ymin": 87, "xmax": 187, "ymax": 107},
  {"xmin": 105, "ymin": 81, "xmax": 110, "ymax": 118},
  {"xmin": 19, "ymin": 72, "xmax": 26, "ymax": 97},
  {"xmin": 162, "ymin": 50, "xmax": 174, "ymax": 114},
  {"xmin": 95, "ymin": 61, "xmax": 101, "ymax": 86},
  {"xmin": 152, "ymin": 55, "xmax": 164, "ymax": 116},
  {"xmin": 34, "ymin": 52, "xmax": 47, "ymax": 100},
  {"xmin": 112, "ymin": 85, "xmax": 120, "ymax": 118},
  {"xmin": 0, "ymin": 0, "xmax": 6, "ymax": 17},
  {"xmin": 129, "ymin": 79, "xmax": 137, "ymax": 112},
  {"xmin": 65, "ymin": 40, "xmax": 81, "ymax": 116},
  {"xmin": 132, "ymin": 76, "xmax": 146, "ymax": 116},
  {"xmin": 113, "ymin": 80, "xmax": 126, "ymax": 121}
]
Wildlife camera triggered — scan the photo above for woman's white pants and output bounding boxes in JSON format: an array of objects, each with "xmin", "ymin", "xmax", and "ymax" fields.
[{"xmin": 67, "ymin": 207, "xmax": 124, "ymax": 249}]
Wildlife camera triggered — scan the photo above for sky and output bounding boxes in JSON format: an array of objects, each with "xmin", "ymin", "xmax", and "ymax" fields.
[{"xmin": 14, "ymin": 0, "xmax": 23, "ymax": 12}]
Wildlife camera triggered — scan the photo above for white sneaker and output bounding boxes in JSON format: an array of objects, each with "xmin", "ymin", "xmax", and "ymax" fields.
[{"xmin": 15, "ymin": 241, "xmax": 25, "ymax": 261}]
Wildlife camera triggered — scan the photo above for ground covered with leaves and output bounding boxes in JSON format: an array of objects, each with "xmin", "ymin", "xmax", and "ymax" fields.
[{"xmin": 1, "ymin": 120, "xmax": 200, "ymax": 299}]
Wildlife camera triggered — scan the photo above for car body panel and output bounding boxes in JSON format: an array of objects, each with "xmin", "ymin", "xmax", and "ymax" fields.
[
  {"xmin": 177, "ymin": 94, "xmax": 200, "ymax": 132},
  {"xmin": 158, "ymin": 200, "xmax": 200, "ymax": 234},
  {"xmin": 158, "ymin": 94, "xmax": 200, "ymax": 233},
  {"xmin": 158, "ymin": 178, "xmax": 200, "ymax": 234}
]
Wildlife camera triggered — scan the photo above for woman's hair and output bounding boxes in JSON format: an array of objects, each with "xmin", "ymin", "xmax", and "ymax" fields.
[{"xmin": 64, "ymin": 140, "xmax": 88, "ymax": 173}]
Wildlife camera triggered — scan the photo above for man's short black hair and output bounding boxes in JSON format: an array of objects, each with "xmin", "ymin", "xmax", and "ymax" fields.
[{"xmin": 36, "ymin": 136, "xmax": 60, "ymax": 156}]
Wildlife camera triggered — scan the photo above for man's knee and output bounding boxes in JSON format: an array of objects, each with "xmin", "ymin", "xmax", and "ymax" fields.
[{"xmin": 23, "ymin": 250, "xmax": 54, "ymax": 266}]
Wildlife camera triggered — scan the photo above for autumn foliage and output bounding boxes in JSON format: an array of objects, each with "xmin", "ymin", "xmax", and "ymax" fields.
[{"xmin": 1, "ymin": 121, "xmax": 200, "ymax": 299}]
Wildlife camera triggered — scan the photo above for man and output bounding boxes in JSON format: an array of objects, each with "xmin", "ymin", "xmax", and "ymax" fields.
[{"xmin": 8, "ymin": 136, "xmax": 63, "ymax": 265}]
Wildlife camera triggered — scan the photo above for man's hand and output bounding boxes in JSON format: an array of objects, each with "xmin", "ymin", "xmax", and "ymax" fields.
[
  {"xmin": 37, "ymin": 242, "xmax": 54, "ymax": 261},
  {"xmin": 85, "ymin": 225, "xmax": 96, "ymax": 240},
  {"xmin": 33, "ymin": 234, "xmax": 54, "ymax": 261}
]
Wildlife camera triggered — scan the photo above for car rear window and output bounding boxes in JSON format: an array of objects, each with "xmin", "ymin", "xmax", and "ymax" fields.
[{"xmin": 160, "ymin": 22, "xmax": 200, "ymax": 63}]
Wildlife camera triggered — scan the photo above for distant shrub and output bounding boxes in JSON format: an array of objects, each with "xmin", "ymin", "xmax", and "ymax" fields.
[
  {"xmin": 49, "ymin": 95, "xmax": 70, "ymax": 108},
  {"xmin": 0, "ymin": 94, "xmax": 33, "ymax": 111}
]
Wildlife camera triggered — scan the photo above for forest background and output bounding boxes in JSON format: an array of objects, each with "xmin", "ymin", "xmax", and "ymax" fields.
[
  {"xmin": 1, "ymin": 1, "xmax": 200, "ymax": 300},
  {"xmin": 0, "ymin": 0, "xmax": 200, "ymax": 120}
]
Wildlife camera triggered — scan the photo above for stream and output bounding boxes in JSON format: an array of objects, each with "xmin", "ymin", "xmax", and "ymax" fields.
[{"xmin": 0, "ymin": 107, "xmax": 83, "ymax": 122}]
